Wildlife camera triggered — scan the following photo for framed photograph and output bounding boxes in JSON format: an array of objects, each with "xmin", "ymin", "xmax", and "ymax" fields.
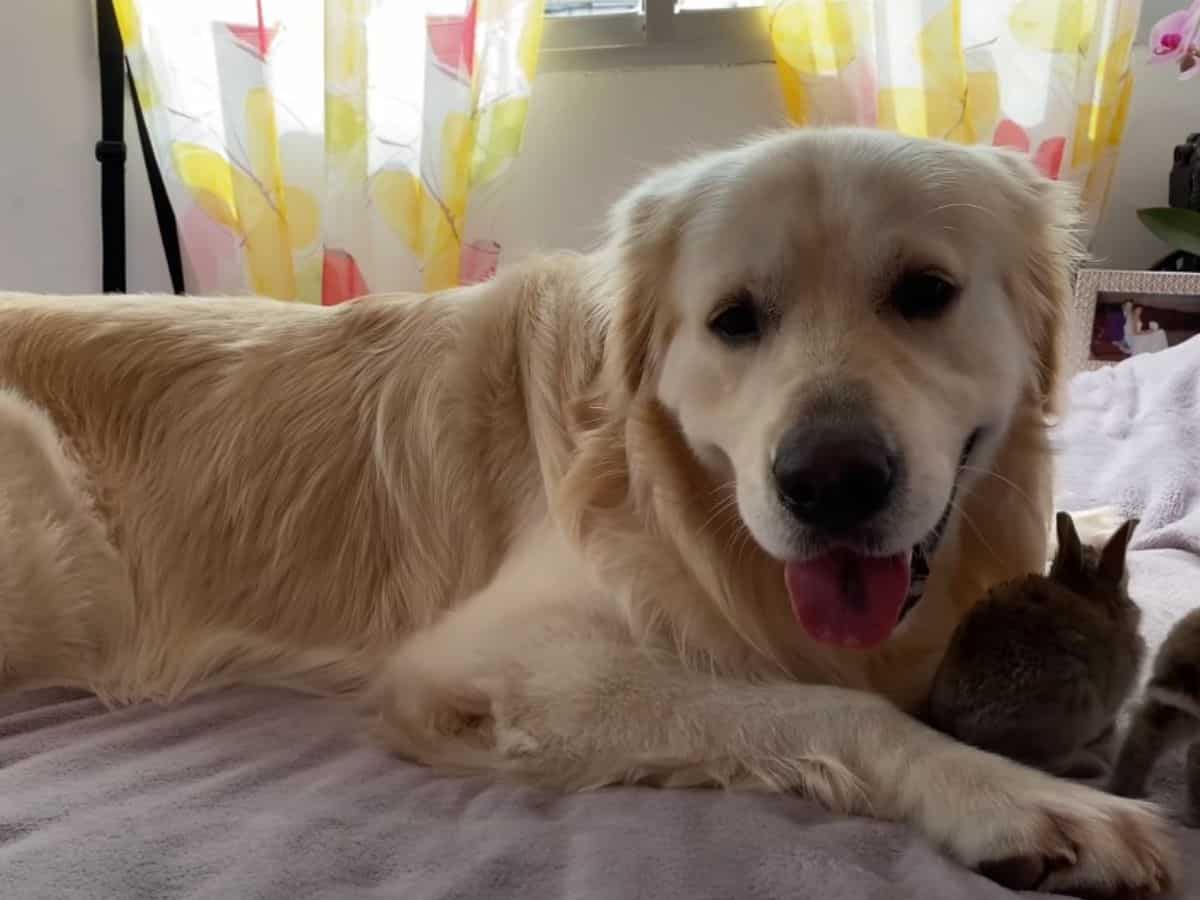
[{"xmin": 1069, "ymin": 269, "xmax": 1200, "ymax": 373}]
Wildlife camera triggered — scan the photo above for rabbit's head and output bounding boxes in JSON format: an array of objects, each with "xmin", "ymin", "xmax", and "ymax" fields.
[
  {"xmin": 1048, "ymin": 511, "xmax": 1139, "ymax": 621},
  {"xmin": 1148, "ymin": 608, "xmax": 1200, "ymax": 708}
]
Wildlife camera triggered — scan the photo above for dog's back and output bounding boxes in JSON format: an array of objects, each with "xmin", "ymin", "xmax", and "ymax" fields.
[{"xmin": 0, "ymin": 258, "xmax": 593, "ymax": 700}]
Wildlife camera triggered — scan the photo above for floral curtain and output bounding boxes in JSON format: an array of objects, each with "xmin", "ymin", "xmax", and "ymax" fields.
[
  {"xmin": 113, "ymin": 1, "xmax": 544, "ymax": 303},
  {"xmin": 768, "ymin": 0, "xmax": 1141, "ymax": 233}
]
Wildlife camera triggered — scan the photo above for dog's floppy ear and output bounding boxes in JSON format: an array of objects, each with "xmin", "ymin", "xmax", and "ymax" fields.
[
  {"xmin": 983, "ymin": 148, "xmax": 1085, "ymax": 418},
  {"xmin": 560, "ymin": 168, "xmax": 696, "ymax": 550},
  {"xmin": 599, "ymin": 165, "xmax": 696, "ymax": 405}
]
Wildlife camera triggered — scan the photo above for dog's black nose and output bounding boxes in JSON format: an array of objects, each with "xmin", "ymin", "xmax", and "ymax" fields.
[{"xmin": 772, "ymin": 423, "xmax": 897, "ymax": 532}]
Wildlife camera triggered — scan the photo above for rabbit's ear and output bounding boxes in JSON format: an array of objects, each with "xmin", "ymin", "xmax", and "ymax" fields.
[
  {"xmin": 1098, "ymin": 518, "xmax": 1138, "ymax": 585},
  {"xmin": 1053, "ymin": 511, "xmax": 1084, "ymax": 574}
]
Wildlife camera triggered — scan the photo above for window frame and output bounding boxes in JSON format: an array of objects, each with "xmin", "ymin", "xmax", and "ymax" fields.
[{"xmin": 540, "ymin": 0, "xmax": 774, "ymax": 71}]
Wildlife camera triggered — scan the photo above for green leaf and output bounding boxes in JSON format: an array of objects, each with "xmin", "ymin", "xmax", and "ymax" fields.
[{"xmin": 1138, "ymin": 207, "xmax": 1200, "ymax": 257}]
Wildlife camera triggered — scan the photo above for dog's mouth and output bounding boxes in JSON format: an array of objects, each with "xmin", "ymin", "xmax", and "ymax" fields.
[{"xmin": 784, "ymin": 429, "xmax": 982, "ymax": 650}]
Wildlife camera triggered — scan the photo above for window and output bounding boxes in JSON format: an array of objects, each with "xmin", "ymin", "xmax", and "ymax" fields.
[
  {"xmin": 541, "ymin": 0, "xmax": 772, "ymax": 71},
  {"xmin": 544, "ymin": 1, "xmax": 640, "ymax": 16}
]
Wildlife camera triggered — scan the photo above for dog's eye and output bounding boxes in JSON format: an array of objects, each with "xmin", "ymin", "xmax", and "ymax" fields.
[
  {"xmin": 708, "ymin": 291, "xmax": 761, "ymax": 345},
  {"xmin": 890, "ymin": 271, "xmax": 959, "ymax": 321}
]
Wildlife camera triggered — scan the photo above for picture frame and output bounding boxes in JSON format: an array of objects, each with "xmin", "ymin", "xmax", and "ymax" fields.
[{"xmin": 1069, "ymin": 268, "xmax": 1200, "ymax": 373}]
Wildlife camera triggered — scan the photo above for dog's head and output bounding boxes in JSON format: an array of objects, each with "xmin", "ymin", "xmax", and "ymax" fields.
[{"xmin": 600, "ymin": 128, "xmax": 1079, "ymax": 652}]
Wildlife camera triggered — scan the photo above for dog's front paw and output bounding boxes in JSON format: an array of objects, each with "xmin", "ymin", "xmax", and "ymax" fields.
[{"xmin": 943, "ymin": 777, "xmax": 1176, "ymax": 896}]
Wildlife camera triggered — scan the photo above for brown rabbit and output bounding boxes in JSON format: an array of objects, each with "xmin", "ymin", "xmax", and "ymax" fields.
[
  {"xmin": 1110, "ymin": 607, "xmax": 1200, "ymax": 825},
  {"xmin": 926, "ymin": 512, "xmax": 1144, "ymax": 778}
]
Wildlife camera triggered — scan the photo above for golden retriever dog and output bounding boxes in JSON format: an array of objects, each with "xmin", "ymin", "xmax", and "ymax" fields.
[{"xmin": 0, "ymin": 128, "xmax": 1175, "ymax": 895}]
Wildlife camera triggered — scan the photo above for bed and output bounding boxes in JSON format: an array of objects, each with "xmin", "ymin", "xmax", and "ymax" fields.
[{"xmin": 3, "ymin": 338, "xmax": 1200, "ymax": 899}]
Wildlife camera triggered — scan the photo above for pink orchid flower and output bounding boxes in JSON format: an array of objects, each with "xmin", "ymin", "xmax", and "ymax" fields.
[{"xmin": 1149, "ymin": 1, "xmax": 1200, "ymax": 78}]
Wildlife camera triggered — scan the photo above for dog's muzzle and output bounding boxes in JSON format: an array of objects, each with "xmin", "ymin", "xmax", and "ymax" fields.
[{"xmin": 900, "ymin": 427, "xmax": 984, "ymax": 622}]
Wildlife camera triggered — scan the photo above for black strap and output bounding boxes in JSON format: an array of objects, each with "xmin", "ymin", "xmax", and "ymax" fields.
[
  {"xmin": 129, "ymin": 67, "xmax": 185, "ymax": 294},
  {"xmin": 95, "ymin": 0, "xmax": 126, "ymax": 293},
  {"xmin": 95, "ymin": 0, "xmax": 185, "ymax": 295}
]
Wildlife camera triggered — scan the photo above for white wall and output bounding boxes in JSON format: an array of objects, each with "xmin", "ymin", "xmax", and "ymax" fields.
[
  {"xmin": 0, "ymin": 3, "xmax": 1193, "ymax": 294},
  {"xmin": 1089, "ymin": 53, "xmax": 1197, "ymax": 268},
  {"xmin": 0, "ymin": 2, "xmax": 169, "ymax": 293}
]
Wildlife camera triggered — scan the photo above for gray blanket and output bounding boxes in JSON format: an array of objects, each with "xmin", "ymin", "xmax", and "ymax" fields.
[{"xmin": 4, "ymin": 340, "xmax": 1200, "ymax": 899}]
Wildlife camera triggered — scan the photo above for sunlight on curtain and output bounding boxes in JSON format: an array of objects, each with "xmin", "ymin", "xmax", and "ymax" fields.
[
  {"xmin": 113, "ymin": 1, "xmax": 545, "ymax": 302},
  {"xmin": 768, "ymin": 0, "xmax": 1141, "ymax": 233}
]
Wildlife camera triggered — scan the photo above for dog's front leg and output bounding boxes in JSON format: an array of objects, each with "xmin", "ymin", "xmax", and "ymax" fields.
[{"xmin": 369, "ymin": 618, "xmax": 1175, "ymax": 896}]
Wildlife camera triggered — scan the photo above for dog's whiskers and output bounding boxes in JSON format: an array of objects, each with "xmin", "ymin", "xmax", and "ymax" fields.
[
  {"xmin": 948, "ymin": 497, "xmax": 1003, "ymax": 566},
  {"xmin": 957, "ymin": 464, "xmax": 1041, "ymax": 518},
  {"xmin": 923, "ymin": 201, "xmax": 998, "ymax": 223},
  {"xmin": 697, "ymin": 493, "xmax": 741, "ymax": 540}
]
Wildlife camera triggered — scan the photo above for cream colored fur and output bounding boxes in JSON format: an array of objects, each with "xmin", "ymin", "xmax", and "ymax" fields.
[{"xmin": 0, "ymin": 129, "xmax": 1175, "ymax": 895}]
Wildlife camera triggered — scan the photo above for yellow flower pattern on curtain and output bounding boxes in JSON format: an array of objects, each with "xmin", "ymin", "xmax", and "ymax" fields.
[
  {"xmin": 769, "ymin": 0, "xmax": 1141, "ymax": 233},
  {"xmin": 114, "ymin": 0, "xmax": 544, "ymax": 303}
]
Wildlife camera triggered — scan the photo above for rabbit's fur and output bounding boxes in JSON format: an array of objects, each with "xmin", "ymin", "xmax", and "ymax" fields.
[
  {"xmin": 927, "ymin": 512, "xmax": 1144, "ymax": 778},
  {"xmin": 1111, "ymin": 607, "xmax": 1200, "ymax": 824}
]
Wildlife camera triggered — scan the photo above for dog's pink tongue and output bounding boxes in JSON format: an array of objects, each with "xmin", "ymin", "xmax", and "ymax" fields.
[{"xmin": 785, "ymin": 550, "xmax": 911, "ymax": 649}]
